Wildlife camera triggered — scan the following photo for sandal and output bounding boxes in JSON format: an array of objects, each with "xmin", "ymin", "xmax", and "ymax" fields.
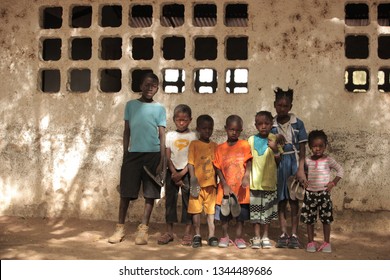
[
  {"xmin": 157, "ymin": 232, "xmax": 174, "ymax": 245},
  {"xmin": 190, "ymin": 184, "xmax": 200, "ymax": 198},
  {"xmin": 229, "ymin": 193, "xmax": 241, "ymax": 218},
  {"xmin": 192, "ymin": 235, "xmax": 202, "ymax": 248},
  {"xmin": 181, "ymin": 234, "xmax": 192, "ymax": 246}
]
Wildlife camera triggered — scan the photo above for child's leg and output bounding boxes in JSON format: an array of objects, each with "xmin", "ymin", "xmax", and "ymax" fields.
[
  {"xmin": 307, "ymin": 224, "xmax": 315, "ymax": 243},
  {"xmin": 118, "ymin": 197, "xmax": 131, "ymax": 224},
  {"xmin": 262, "ymin": 223, "xmax": 270, "ymax": 239},
  {"xmin": 221, "ymin": 220, "xmax": 229, "ymax": 237},
  {"xmin": 142, "ymin": 198, "xmax": 155, "ymax": 226},
  {"xmin": 207, "ymin": 214, "xmax": 215, "ymax": 239},
  {"xmin": 278, "ymin": 199, "xmax": 288, "ymax": 235},
  {"xmin": 323, "ymin": 223, "xmax": 331, "ymax": 243},
  {"xmin": 254, "ymin": 223, "xmax": 261, "ymax": 238},
  {"xmin": 289, "ymin": 199, "xmax": 299, "ymax": 236},
  {"xmin": 193, "ymin": 214, "xmax": 201, "ymax": 236},
  {"xmin": 235, "ymin": 221, "xmax": 244, "ymax": 239}
]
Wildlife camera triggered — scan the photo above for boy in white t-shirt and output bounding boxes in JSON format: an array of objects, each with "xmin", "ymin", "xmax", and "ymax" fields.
[{"xmin": 158, "ymin": 104, "xmax": 197, "ymax": 246}]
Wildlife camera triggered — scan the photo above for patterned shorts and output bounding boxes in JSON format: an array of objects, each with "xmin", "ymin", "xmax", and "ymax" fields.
[{"xmin": 300, "ymin": 190, "xmax": 333, "ymax": 225}]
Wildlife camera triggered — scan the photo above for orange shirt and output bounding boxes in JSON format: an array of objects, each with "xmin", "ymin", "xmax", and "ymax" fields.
[
  {"xmin": 213, "ymin": 140, "xmax": 252, "ymax": 205},
  {"xmin": 188, "ymin": 140, "xmax": 218, "ymax": 188}
]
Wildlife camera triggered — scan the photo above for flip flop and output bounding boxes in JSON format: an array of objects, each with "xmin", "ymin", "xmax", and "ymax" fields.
[
  {"xmin": 229, "ymin": 193, "xmax": 241, "ymax": 218},
  {"xmin": 190, "ymin": 184, "xmax": 200, "ymax": 198},
  {"xmin": 288, "ymin": 178, "xmax": 305, "ymax": 200},
  {"xmin": 143, "ymin": 166, "xmax": 164, "ymax": 188}
]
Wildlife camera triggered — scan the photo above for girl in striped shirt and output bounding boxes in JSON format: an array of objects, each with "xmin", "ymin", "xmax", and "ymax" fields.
[{"xmin": 300, "ymin": 130, "xmax": 344, "ymax": 253}]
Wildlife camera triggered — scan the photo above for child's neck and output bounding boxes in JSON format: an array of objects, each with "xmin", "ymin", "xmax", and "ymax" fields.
[
  {"xmin": 277, "ymin": 115, "xmax": 290, "ymax": 125},
  {"xmin": 138, "ymin": 96, "xmax": 154, "ymax": 103},
  {"xmin": 311, "ymin": 154, "xmax": 325, "ymax": 160},
  {"xmin": 176, "ymin": 128, "xmax": 189, "ymax": 133},
  {"xmin": 227, "ymin": 139, "xmax": 238, "ymax": 146},
  {"xmin": 257, "ymin": 133, "xmax": 269, "ymax": 139},
  {"xmin": 199, "ymin": 138, "xmax": 210, "ymax": 143}
]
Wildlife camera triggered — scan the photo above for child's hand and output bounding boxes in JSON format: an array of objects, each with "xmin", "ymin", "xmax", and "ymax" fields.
[
  {"xmin": 190, "ymin": 177, "xmax": 200, "ymax": 188},
  {"xmin": 171, "ymin": 171, "xmax": 182, "ymax": 183},
  {"xmin": 241, "ymin": 175, "xmax": 250, "ymax": 189},
  {"xmin": 175, "ymin": 180, "xmax": 185, "ymax": 187},
  {"xmin": 326, "ymin": 181, "xmax": 336, "ymax": 192},
  {"xmin": 222, "ymin": 183, "xmax": 232, "ymax": 196},
  {"xmin": 268, "ymin": 138, "xmax": 278, "ymax": 152}
]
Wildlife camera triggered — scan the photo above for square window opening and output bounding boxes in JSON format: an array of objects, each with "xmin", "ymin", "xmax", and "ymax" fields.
[
  {"xmin": 41, "ymin": 6, "xmax": 63, "ymax": 29},
  {"xmin": 193, "ymin": 4, "xmax": 217, "ymax": 27},
  {"xmin": 130, "ymin": 5, "xmax": 153, "ymax": 27},
  {"xmin": 345, "ymin": 35, "xmax": 369, "ymax": 59},
  {"xmin": 163, "ymin": 36, "xmax": 185, "ymax": 60},
  {"xmin": 42, "ymin": 38, "xmax": 61, "ymax": 61},
  {"xmin": 41, "ymin": 69, "xmax": 60, "ymax": 93},
  {"xmin": 345, "ymin": 67, "xmax": 369, "ymax": 93},
  {"xmin": 378, "ymin": 68, "xmax": 390, "ymax": 92},
  {"xmin": 345, "ymin": 3, "xmax": 369, "ymax": 26},
  {"xmin": 226, "ymin": 69, "xmax": 248, "ymax": 94},
  {"xmin": 69, "ymin": 69, "xmax": 91, "ymax": 93},
  {"xmin": 194, "ymin": 37, "xmax": 217, "ymax": 60},
  {"xmin": 101, "ymin": 5, "xmax": 122, "ymax": 27},
  {"xmin": 163, "ymin": 69, "xmax": 185, "ymax": 93},
  {"xmin": 194, "ymin": 68, "xmax": 217, "ymax": 94},
  {"xmin": 161, "ymin": 4, "xmax": 184, "ymax": 27},
  {"xmin": 132, "ymin": 37, "xmax": 154, "ymax": 60},
  {"xmin": 131, "ymin": 69, "xmax": 154, "ymax": 92},
  {"xmin": 71, "ymin": 37, "xmax": 92, "ymax": 60},
  {"xmin": 226, "ymin": 37, "xmax": 248, "ymax": 60},
  {"xmin": 71, "ymin": 6, "xmax": 92, "ymax": 28},
  {"xmin": 100, "ymin": 69, "xmax": 122, "ymax": 93},
  {"xmin": 101, "ymin": 37, "xmax": 122, "ymax": 60},
  {"xmin": 378, "ymin": 36, "xmax": 390, "ymax": 59},
  {"xmin": 378, "ymin": 4, "xmax": 390, "ymax": 26},
  {"xmin": 225, "ymin": 4, "xmax": 248, "ymax": 27}
]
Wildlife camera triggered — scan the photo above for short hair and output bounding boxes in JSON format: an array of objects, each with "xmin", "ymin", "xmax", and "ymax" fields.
[
  {"xmin": 308, "ymin": 129, "xmax": 328, "ymax": 147},
  {"xmin": 255, "ymin": 111, "xmax": 273, "ymax": 122},
  {"xmin": 141, "ymin": 72, "xmax": 159, "ymax": 84},
  {"xmin": 173, "ymin": 104, "xmax": 192, "ymax": 118},
  {"xmin": 274, "ymin": 87, "xmax": 294, "ymax": 103},
  {"xmin": 225, "ymin": 115, "xmax": 243, "ymax": 127},
  {"xmin": 196, "ymin": 114, "xmax": 214, "ymax": 127}
]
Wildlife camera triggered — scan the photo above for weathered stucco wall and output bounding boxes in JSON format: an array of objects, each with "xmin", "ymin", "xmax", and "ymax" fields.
[{"xmin": 1, "ymin": 0, "xmax": 389, "ymax": 224}]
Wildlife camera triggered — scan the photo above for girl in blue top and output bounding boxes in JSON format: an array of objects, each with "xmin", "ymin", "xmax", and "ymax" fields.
[{"xmin": 271, "ymin": 87, "xmax": 308, "ymax": 249}]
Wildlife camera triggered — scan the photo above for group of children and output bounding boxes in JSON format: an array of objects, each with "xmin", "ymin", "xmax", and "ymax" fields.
[{"xmin": 108, "ymin": 73, "xmax": 344, "ymax": 254}]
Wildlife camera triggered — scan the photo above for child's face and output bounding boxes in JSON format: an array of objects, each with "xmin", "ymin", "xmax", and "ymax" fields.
[
  {"xmin": 274, "ymin": 97, "xmax": 292, "ymax": 117},
  {"xmin": 255, "ymin": 115, "xmax": 273, "ymax": 137},
  {"xmin": 197, "ymin": 120, "xmax": 213, "ymax": 142},
  {"xmin": 140, "ymin": 77, "xmax": 158, "ymax": 100},
  {"xmin": 174, "ymin": 112, "xmax": 192, "ymax": 132},
  {"xmin": 309, "ymin": 138, "xmax": 327, "ymax": 158},
  {"xmin": 225, "ymin": 121, "xmax": 243, "ymax": 143}
]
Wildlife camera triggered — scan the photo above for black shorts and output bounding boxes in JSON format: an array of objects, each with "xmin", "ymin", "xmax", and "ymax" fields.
[{"xmin": 120, "ymin": 152, "xmax": 161, "ymax": 199}]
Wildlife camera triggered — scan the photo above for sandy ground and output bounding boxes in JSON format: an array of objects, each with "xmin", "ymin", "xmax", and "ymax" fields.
[{"xmin": 1, "ymin": 214, "xmax": 389, "ymax": 260}]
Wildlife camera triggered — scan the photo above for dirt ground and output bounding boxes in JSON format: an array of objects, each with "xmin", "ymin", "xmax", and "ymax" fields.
[{"xmin": 1, "ymin": 213, "xmax": 389, "ymax": 260}]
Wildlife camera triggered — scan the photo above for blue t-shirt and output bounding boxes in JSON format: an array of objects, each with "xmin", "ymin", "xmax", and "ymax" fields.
[{"xmin": 124, "ymin": 99, "xmax": 166, "ymax": 152}]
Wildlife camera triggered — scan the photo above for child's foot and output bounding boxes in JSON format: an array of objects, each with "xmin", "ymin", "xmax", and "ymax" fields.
[
  {"xmin": 250, "ymin": 237, "xmax": 261, "ymax": 249},
  {"xmin": 218, "ymin": 236, "xmax": 231, "ymax": 248},
  {"xmin": 275, "ymin": 233, "xmax": 289, "ymax": 248},
  {"xmin": 317, "ymin": 242, "xmax": 332, "ymax": 253},
  {"xmin": 288, "ymin": 234, "xmax": 301, "ymax": 249},
  {"xmin": 306, "ymin": 241, "xmax": 317, "ymax": 253},
  {"xmin": 135, "ymin": 224, "xmax": 149, "ymax": 245},
  {"xmin": 261, "ymin": 237, "xmax": 272, "ymax": 249},
  {"xmin": 181, "ymin": 234, "xmax": 192, "ymax": 246},
  {"xmin": 108, "ymin": 224, "xmax": 125, "ymax": 244},
  {"xmin": 234, "ymin": 238, "xmax": 247, "ymax": 249},
  {"xmin": 192, "ymin": 235, "xmax": 202, "ymax": 248},
  {"xmin": 207, "ymin": 236, "xmax": 219, "ymax": 247},
  {"xmin": 157, "ymin": 232, "xmax": 174, "ymax": 245}
]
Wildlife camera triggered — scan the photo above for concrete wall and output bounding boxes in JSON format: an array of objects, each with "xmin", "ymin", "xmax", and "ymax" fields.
[{"xmin": 1, "ymin": 0, "xmax": 389, "ymax": 223}]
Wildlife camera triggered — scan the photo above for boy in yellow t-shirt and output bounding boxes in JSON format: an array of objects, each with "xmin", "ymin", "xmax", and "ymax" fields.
[{"xmin": 187, "ymin": 115, "xmax": 218, "ymax": 248}]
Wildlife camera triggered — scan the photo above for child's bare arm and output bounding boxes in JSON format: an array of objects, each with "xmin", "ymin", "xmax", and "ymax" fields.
[
  {"xmin": 123, "ymin": 120, "xmax": 130, "ymax": 157},
  {"xmin": 241, "ymin": 159, "xmax": 252, "ymax": 188},
  {"xmin": 156, "ymin": 126, "xmax": 166, "ymax": 176},
  {"xmin": 215, "ymin": 167, "xmax": 231, "ymax": 195},
  {"xmin": 296, "ymin": 142, "xmax": 307, "ymax": 184},
  {"xmin": 188, "ymin": 164, "xmax": 200, "ymax": 187}
]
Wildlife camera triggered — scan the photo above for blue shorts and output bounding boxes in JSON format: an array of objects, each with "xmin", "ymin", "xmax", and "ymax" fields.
[{"xmin": 214, "ymin": 204, "xmax": 250, "ymax": 222}]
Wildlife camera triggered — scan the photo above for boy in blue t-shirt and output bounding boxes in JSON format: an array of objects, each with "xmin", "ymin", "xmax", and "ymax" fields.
[{"xmin": 108, "ymin": 72, "xmax": 166, "ymax": 245}]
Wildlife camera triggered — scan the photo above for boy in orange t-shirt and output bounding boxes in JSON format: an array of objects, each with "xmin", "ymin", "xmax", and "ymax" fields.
[{"xmin": 213, "ymin": 115, "xmax": 252, "ymax": 249}]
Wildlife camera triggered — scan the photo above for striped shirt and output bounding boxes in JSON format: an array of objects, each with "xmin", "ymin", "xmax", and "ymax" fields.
[{"xmin": 305, "ymin": 156, "xmax": 344, "ymax": 192}]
